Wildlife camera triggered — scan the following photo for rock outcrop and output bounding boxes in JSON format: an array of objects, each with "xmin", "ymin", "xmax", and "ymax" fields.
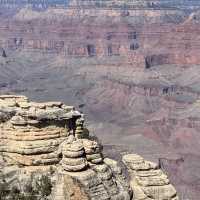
[
  {"xmin": 0, "ymin": 95, "xmax": 131, "ymax": 199},
  {"xmin": 123, "ymin": 154, "xmax": 179, "ymax": 200},
  {"xmin": 0, "ymin": 95, "xmax": 80, "ymax": 166},
  {"xmin": 0, "ymin": 95, "xmax": 178, "ymax": 200},
  {"xmin": 61, "ymin": 139, "xmax": 88, "ymax": 172},
  {"xmin": 58, "ymin": 137, "xmax": 131, "ymax": 200}
]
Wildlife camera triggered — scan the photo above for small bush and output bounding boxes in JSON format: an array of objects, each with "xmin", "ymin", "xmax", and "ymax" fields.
[
  {"xmin": 35, "ymin": 175, "xmax": 52, "ymax": 199},
  {"xmin": 0, "ymin": 175, "xmax": 52, "ymax": 200},
  {"xmin": 0, "ymin": 181, "xmax": 9, "ymax": 200},
  {"xmin": 81, "ymin": 128, "xmax": 90, "ymax": 139}
]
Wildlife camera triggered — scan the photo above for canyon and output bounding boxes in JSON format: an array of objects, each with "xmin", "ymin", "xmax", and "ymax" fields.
[{"xmin": 0, "ymin": 1, "xmax": 200, "ymax": 199}]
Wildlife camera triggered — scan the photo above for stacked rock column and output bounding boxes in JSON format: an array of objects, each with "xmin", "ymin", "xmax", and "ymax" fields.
[
  {"xmin": 75, "ymin": 117, "xmax": 85, "ymax": 139},
  {"xmin": 82, "ymin": 139, "xmax": 103, "ymax": 166},
  {"xmin": 61, "ymin": 140, "xmax": 88, "ymax": 172},
  {"xmin": 82, "ymin": 139, "xmax": 120, "ymax": 197}
]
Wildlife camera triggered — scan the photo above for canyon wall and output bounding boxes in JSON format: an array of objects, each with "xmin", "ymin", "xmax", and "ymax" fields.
[
  {"xmin": 0, "ymin": 1, "xmax": 200, "ymax": 199},
  {"xmin": 0, "ymin": 4, "xmax": 200, "ymax": 68}
]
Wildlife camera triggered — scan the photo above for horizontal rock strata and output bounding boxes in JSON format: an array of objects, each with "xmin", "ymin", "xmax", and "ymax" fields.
[
  {"xmin": 0, "ymin": 95, "xmax": 179, "ymax": 200},
  {"xmin": 58, "ymin": 137, "xmax": 131, "ymax": 200},
  {"xmin": 122, "ymin": 154, "xmax": 179, "ymax": 200},
  {"xmin": 0, "ymin": 95, "xmax": 81, "ymax": 166}
]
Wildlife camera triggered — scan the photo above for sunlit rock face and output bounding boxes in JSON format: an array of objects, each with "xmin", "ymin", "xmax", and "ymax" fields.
[
  {"xmin": 0, "ymin": 95, "xmax": 132, "ymax": 200},
  {"xmin": 0, "ymin": 95, "xmax": 179, "ymax": 200},
  {"xmin": 0, "ymin": 95, "xmax": 79, "ymax": 166},
  {"xmin": 123, "ymin": 154, "xmax": 179, "ymax": 200}
]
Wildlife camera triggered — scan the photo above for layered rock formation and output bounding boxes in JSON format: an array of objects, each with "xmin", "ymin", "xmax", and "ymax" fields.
[
  {"xmin": 0, "ymin": 1, "xmax": 199, "ymax": 198},
  {"xmin": 1, "ymin": 0, "xmax": 199, "ymax": 67},
  {"xmin": 58, "ymin": 138, "xmax": 131, "ymax": 200},
  {"xmin": 123, "ymin": 154, "xmax": 178, "ymax": 200},
  {"xmin": 0, "ymin": 94, "xmax": 80, "ymax": 166},
  {"xmin": 0, "ymin": 95, "xmax": 178, "ymax": 200}
]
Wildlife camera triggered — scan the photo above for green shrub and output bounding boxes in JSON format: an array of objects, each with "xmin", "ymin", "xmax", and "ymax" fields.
[
  {"xmin": 35, "ymin": 175, "xmax": 52, "ymax": 199},
  {"xmin": 0, "ymin": 175, "xmax": 52, "ymax": 200},
  {"xmin": 0, "ymin": 181, "xmax": 9, "ymax": 200}
]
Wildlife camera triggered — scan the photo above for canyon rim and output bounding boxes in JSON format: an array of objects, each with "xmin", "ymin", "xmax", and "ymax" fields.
[{"xmin": 0, "ymin": 1, "xmax": 200, "ymax": 199}]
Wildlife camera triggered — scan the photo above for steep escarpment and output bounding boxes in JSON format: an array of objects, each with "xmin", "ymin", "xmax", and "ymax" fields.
[
  {"xmin": 0, "ymin": 1, "xmax": 200, "ymax": 199},
  {"xmin": 0, "ymin": 95, "xmax": 178, "ymax": 200},
  {"xmin": 0, "ymin": 4, "xmax": 193, "ymax": 68},
  {"xmin": 0, "ymin": 2, "xmax": 199, "ymax": 67}
]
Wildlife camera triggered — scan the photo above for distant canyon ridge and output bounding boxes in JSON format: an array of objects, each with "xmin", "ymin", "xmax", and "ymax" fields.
[
  {"xmin": 1, "ymin": 0, "xmax": 200, "ymax": 9},
  {"xmin": 1, "ymin": 1, "xmax": 200, "ymax": 67}
]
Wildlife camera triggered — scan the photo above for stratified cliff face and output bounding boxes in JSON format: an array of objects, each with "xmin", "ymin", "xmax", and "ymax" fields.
[
  {"xmin": 0, "ymin": 95, "xmax": 178, "ymax": 200},
  {"xmin": 0, "ymin": 95, "xmax": 79, "ymax": 166},
  {"xmin": 1, "ymin": 3, "xmax": 200, "ymax": 67},
  {"xmin": 0, "ymin": 1, "xmax": 200, "ymax": 199},
  {"xmin": 0, "ymin": 1, "xmax": 195, "ymax": 64},
  {"xmin": 122, "ymin": 154, "xmax": 179, "ymax": 200},
  {"xmin": 0, "ymin": 95, "xmax": 131, "ymax": 200}
]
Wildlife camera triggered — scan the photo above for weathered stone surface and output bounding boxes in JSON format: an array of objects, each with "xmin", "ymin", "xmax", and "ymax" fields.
[
  {"xmin": 0, "ymin": 95, "xmax": 81, "ymax": 166},
  {"xmin": 104, "ymin": 158, "xmax": 122, "ymax": 174},
  {"xmin": 82, "ymin": 139, "xmax": 103, "ymax": 165},
  {"xmin": 123, "ymin": 154, "xmax": 179, "ymax": 200},
  {"xmin": 0, "ymin": 95, "xmax": 178, "ymax": 200},
  {"xmin": 82, "ymin": 139, "xmax": 101, "ymax": 154},
  {"xmin": 61, "ymin": 140, "xmax": 88, "ymax": 172},
  {"xmin": 75, "ymin": 117, "xmax": 85, "ymax": 139},
  {"xmin": 64, "ymin": 140, "xmax": 84, "ymax": 152},
  {"xmin": 52, "ymin": 173, "xmax": 90, "ymax": 200},
  {"xmin": 123, "ymin": 154, "xmax": 158, "ymax": 171},
  {"xmin": 57, "ymin": 134, "xmax": 131, "ymax": 199},
  {"xmin": 86, "ymin": 153, "xmax": 103, "ymax": 161},
  {"xmin": 61, "ymin": 161, "xmax": 88, "ymax": 172},
  {"xmin": 62, "ymin": 150, "xmax": 85, "ymax": 158}
]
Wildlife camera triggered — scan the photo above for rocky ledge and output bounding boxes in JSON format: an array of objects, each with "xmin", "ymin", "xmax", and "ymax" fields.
[
  {"xmin": 0, "ymin": 95, "xmax": 178, "ymax": 200},
  {"xmin": 123, "ymin": 154, "xmax": 179, "ymax": 200}
]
